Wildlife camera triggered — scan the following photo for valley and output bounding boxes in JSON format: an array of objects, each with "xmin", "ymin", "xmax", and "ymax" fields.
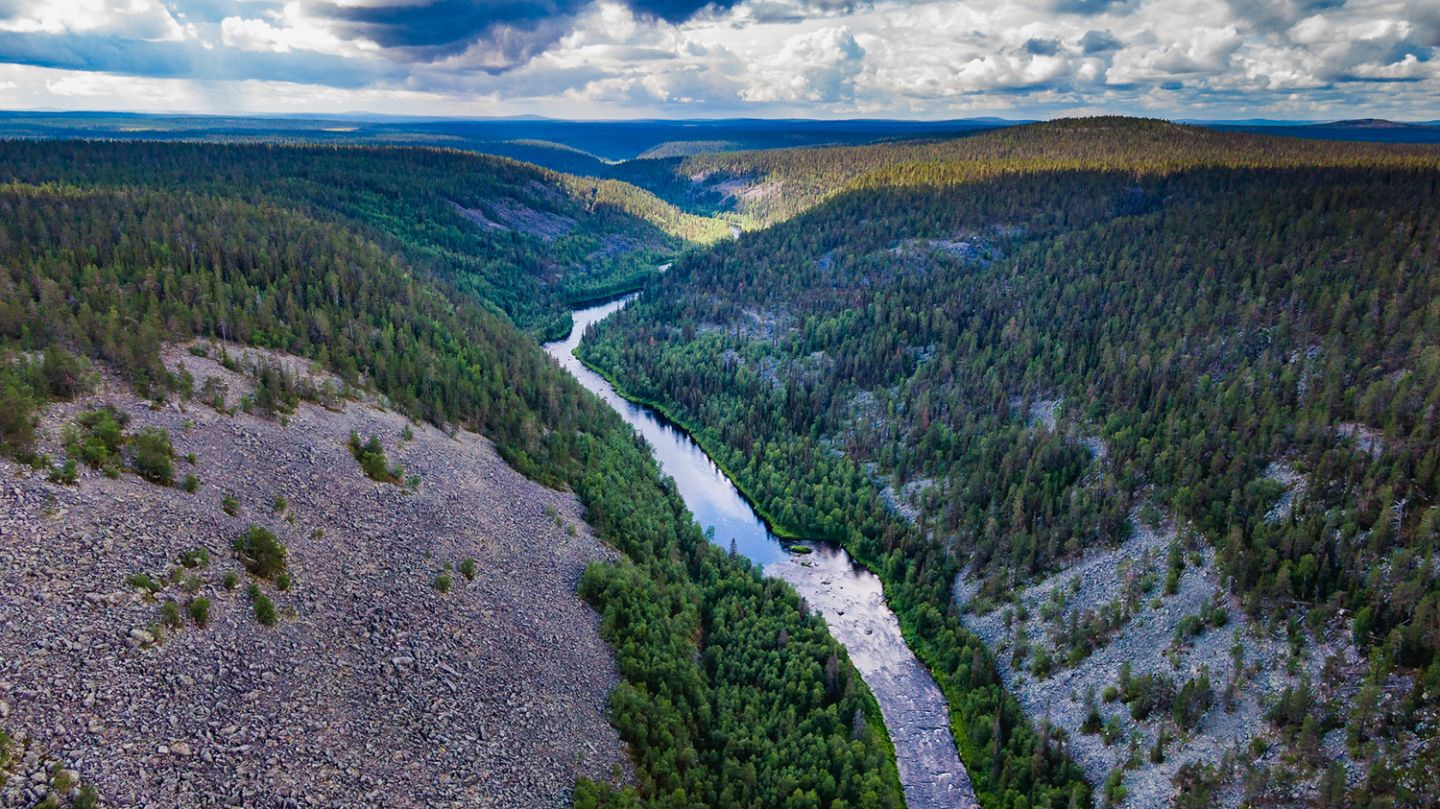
[
  {"xmin": 1, "ymin": 115, "xmax": 1438, "ymax": 808},
  {"xmin": 547, "ymin": 298, "xmax": 975, "ymax": 809}
]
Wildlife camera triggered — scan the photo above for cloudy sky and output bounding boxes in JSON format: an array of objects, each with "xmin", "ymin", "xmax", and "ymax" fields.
[{"xmin": 0, "ymin": 0, "xmax": 1436, "ymax": 119}]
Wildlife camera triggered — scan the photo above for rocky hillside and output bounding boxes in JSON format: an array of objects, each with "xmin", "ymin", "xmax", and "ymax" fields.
[{"xmin": 0, "ymin": 344, "xmax": 628, "ymax": 808}]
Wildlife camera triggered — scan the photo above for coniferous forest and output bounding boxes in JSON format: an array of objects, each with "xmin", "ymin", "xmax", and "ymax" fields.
[
  {"xmin": 0, "ymin": 145, "xmax": 901, "ymax": 807},
  {"xmin": 4, "ymin": 118, "xmax": 1440, "ymax": 808},
  {"xmin": 582, "ymin": 119, "xmax": 1440, "ymax": 807}
]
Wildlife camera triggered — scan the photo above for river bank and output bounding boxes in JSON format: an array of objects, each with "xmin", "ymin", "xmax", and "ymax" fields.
[{"xmin": 546, "ymin": 298, "xmax": 977, "ymax": 809}]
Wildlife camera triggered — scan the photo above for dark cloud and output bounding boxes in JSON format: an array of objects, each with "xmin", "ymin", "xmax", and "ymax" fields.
[
  {"xmin": 313, "ymin": 0, "xmax": 580, "ymax": 60},
  {"xmin": 1050, "ymin": 0, "xmax": 1127, "ymax": 15},
  {"xmin": 309, "ymin": 0, "xmax": 738, "ymax": 67},
  {"xmin": 1079, "ymin": 29, "xmax": 1122, "ymax": 54},
  {"xmin": 1225, "ymin": 0, "xmax": 1344, "ymax": 35},
  {"xmin": 631, "ymin": 0, "xmax": 741, "ymax": 23},
  {"xmin": 1025, "ymin": 37, "xmax": 1061, "ymax": 56}
]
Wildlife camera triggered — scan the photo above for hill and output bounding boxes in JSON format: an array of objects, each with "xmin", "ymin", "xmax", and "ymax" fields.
[
  {"xmin": 621, "ymin": 117, "xmax": 1437, "ymax": 225},
  {"xmin": 580, "ymin": 118, "xmax": 1440, "ymax": 807},
  {"xmin": 0, "ymin": 153, "xmax": 904, "ymax": 808},
  {"xmin": 0, "ymin": 344, "xmax": 628, "ymax": 806},
  {"xmin": 0, "ymin": 140, "xmax": 730, "ymax": 339}
]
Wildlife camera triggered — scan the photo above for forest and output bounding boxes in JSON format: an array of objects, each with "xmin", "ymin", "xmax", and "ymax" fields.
[
  {"xmin": 0, "ymin": 156, "xmax": 903, "ymax": 806},
  {"xmin": 0, "ymin": 140, "xmax": 729, "ymax": 340},
  {"xmin": 581, "ymin": 119, "xmax": 1440, "ymax": 806}
]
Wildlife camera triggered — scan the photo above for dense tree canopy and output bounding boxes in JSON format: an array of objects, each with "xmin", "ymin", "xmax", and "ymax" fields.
[
  {"xmin": 0, "ymin": 152, "xmax": 896, "ymax": 807},
  {"xmin": 583, "ymin": 121, "xmax": 1440, "ymax": 805}
]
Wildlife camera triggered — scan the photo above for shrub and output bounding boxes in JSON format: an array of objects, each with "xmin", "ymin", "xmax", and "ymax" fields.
[
  {"xmin": 47, "ymin": 460, "xmax": 78, "ymax": 485},
  {"xmin": 233, "ymin": 524, "xmax": 287, "ymax": 579},
  {"xmin": 1102, "ymin": 770, "xmax": 1127, "ymax": 808},
  {"xmin": 159, "ymin": 601, "xmax": 183, "ymax": 630},
  {"xmin": 181, "ymin": 473, "xmax": 199, "ymax": 493},
  {"xmin": 272, "ymin": 495, "xmax": 287, "ymax": 514},
  {"xmin": 67, "ymin": 407, "xmax": 126, "ymax": 471},
  {"xmin": 252, "ymin": 590, "xmax": 277, "ymax": 627},
  {"xmin": 188, "ymin": 597, "xmax": 211, "ymax": 627},
  {"xmin": 275, "ymin": 572, "xmax": 291, "ymax": 592},
  {"xmin": 1174, "ymin": 668, "xmax": 1215, "ymax": 729},
  {"xmin": 459, "ymin": 558, "xmax": 477, "ymax": 580},
  {"xmin": 433, "ymin": 572, "xmax": 453, "ymax": 593},
  {"xmin": 73, "ymin": 785, "xmax": 100, "ymax": 809},
  {"xmin": 0, "ymin": 381, "xmax": 37, "ymax": 460},
  {"xmin": 40, "ymin": 345, "xmax": 88, "ymax": 400},
  {"xmin": 348, "ymin": 432, "xmax": 400, "ymax": 483},
  {"xmin": 127, "ymin": 572, "xmax": 161, "ymax": 593},
  {"xmin": 130, "ymin": 428, "xmax": 174, "ymax": 485},
  {"xmin": 221, "ymin": 495, "xmax": 240, "ymax": 516},
  {"xmin": 222, "ymin": 571, "xmax": 240, "ymax": 590},
  {"xmin": 178, "ymin": 547, "xmax": 210, "ymax": 569}
]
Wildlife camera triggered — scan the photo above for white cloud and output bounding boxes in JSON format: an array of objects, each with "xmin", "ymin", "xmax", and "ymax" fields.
[
  {"xmin": 220, "ymin": 2, "xmax": 375, "ymax": 55},
  {"xmin": 0, "ymin": 0, "xmax": 1438, "ymax": 117},
  {"xmin": 740, "ymin": 25, "xmax": 863, "ymax": 101},
  {"xmin": 0, "ymin": 0, "xmax": 186, "ymax": 40}
]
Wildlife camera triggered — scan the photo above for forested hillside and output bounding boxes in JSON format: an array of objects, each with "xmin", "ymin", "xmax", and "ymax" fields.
[
  {"xmin": 0, "ymin": 141, "xmax": 729, "ymax": 339},
  {"xmin": 0, "ymin": 155, "xmax": 900, "ymax": 806},
  {"xmin": 665, "ymin": 118, "xmax": 1440, "ymax": 226},
  {"xmin": 581, "ymin": 120, "xmax": 1440, "ymax": 806}
]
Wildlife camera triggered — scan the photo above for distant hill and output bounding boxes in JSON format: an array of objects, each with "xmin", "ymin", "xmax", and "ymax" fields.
[
  {"xmin": 1200, "ymin": 117, "xmax": 1440, "ymax": 144},
  {"xmin": 652, "ymin": 116, "xmax": 1440, "ymax": 225},
  {"xmin": 0, "ymin": 110, "xmax": 1018, "ymax": 166}
]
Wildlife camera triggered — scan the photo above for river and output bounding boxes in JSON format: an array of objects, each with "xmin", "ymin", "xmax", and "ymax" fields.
[{"xmin": 545, "ymin": 295, "xmax": 977, "ymax": 809}]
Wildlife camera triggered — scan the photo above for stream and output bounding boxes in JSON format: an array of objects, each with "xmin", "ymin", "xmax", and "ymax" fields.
[{"xmin": 545, "ymin": 295, "xmax": 977, "ymax": 809}]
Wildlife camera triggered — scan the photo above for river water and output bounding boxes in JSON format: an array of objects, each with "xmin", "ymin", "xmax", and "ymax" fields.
[{"xmin": 545, "ymin": 296, "xmax": 977, "ymax": 809}]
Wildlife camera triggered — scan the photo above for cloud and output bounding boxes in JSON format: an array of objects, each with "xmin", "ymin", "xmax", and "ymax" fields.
[
  {"xmin": 1025, "ymin": 37, "xmax": 1060, "ymax": 56},
  {"xmin": 0, "ymin": 0, "xmax": 1436, "ymax": 118},
  {"xmin": 740, "ymin": 24, "xmax": 862, "ymax": 101},
  {"xmin": 1079, "ymin": 29, "xmax": 1121, "ymax": 53},
  {"xmin": 1343, "ymin": 52, "xmax": 1434, "ymax": 82}
]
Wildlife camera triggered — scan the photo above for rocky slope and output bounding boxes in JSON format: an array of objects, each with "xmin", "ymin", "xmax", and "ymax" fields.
[{"xmin": 0, "ymin": 344, "xmax": 628, "ymax": 808}]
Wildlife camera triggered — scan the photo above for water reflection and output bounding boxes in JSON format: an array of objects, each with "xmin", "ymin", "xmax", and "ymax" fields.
[{"xmin": 545, "ymin": 296, "xmax": 977, "ymax": 809}]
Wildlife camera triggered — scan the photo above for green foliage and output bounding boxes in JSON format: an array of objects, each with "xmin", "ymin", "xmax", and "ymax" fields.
[
  {"xmin": 127, "ymin": 573, "xmax": 161, "ymax": 594},
  {"xmin": 0, "ymin": 140, "xmax": 725, "ymax": 337},
  {"xmin": 177, "ymin": 544, "xmax": 210, "ymax": 564},
  {"xmin": 233, "ymin": 524, "xmax": 287, "ymax": 580},
  {"xmin": 66, "ymin": 407, "xmax": 126, "ymax": 473},
  {"xmin": 222, "ymin": 571, "xmax": 240, "ymax": 591},
  {"xmin": 1101, "ymin": 769, "xmax": 1127, "ymax": 808},
  {"xmin": 221, "ymin": 495, "xmax": 240, "ymax": 516},
  {"xmin": 583, "ymin": 119, "xmax": 1440, "ymax": 803},
  {"xmin": 459, "ymin": 558, "xmax": 477, "ymax": 580},
  {"xmin": 433, "ymin": 572, "xmax": 452, "ymax": 593},
  {"xmin": 250, "ymin": 586, "xmax": 278, "ymax": 627},
  {"xmin": 47, "ymin": 460, "xmax": 77, "ymax": 485},
  {"xmin": 181, "ymin": 473, "xmax": 199, "ymax": 493},
  {"xmin": 0, "ymin": 347, "xmax": 89, "ymax": 461},
  {"xmin": 159, "ymin": 600, "xmax": 183, "ymax": 630},
  {"xmin": 348, "ymin": 432, "xmax": 400, "ymax": 483},
  {"xmin": 73, "ymin": 784, "xmax": 100, "ymax": 809},
  {"xmin": 188, "ymin": 597, "xmax": 211, "ymax": 627},
  {"xmin": 130, "ymin": 427, "xmax": 174, "ymax": 485},
  {"xmin": 1173, "ymin": 667, "xmax": 1214, "ymax": 729}
]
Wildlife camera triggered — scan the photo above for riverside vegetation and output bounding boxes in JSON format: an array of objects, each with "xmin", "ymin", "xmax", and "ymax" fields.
[
  {"xmin": 581, "ymin": 119, "xmax": 1440, "ymax": 806},
  {"xmin": 6, "ymin": 117, "xmax": 1437, "ymax": 807}
]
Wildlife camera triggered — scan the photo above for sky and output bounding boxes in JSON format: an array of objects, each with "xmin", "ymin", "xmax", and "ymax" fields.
[{"xmin": 0, "ymin": 0, "xmax": 1436, "ymax": 119}]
